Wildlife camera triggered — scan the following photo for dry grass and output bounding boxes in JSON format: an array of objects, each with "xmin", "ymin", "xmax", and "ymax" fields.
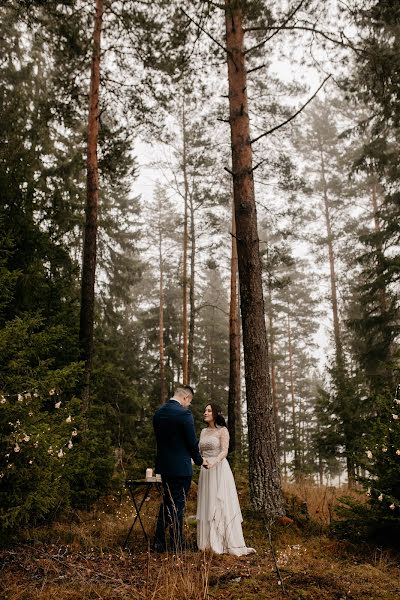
[
  {"xmin": 283, "ymin": 480, "xmax": 365, "ymax": 525},
  {"xmin": 1, "ymin": 482, "xmax": 400, "ymax": 600}
]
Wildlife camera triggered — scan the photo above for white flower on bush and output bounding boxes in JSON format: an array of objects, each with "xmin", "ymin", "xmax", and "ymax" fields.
[
  {"xmin": 25, "ymin": 393, "xmax": 31, "ymax": 400},
  {"xmin": 29, "ymin": 460, "xmax": 33, "ymax": 465},
  {"xmin": 366, "ymin": 488, "xmax": 371, "ymax": 496},
  {"xmin": 66, "ymin": 415, "xmax": 72, "ymax": 423},
  {"xmin": 396, "ymin": 450, "xmax": 400, "ymax": 456},
  {"xmin": 14, "ymin": 443, "xmax": 20, "ymax": 453},
  {"xmin": 55, "ymin": 401, "xmax": 61, "ymax": 409},
  {"xmin": 57, "ymin": 449, "xmax": 64, "ymax": 458},
  {"xmin": 48, "ymin": 446, "xmax": 53, "ymax": 455},
  {"xmin": 390, "ymin": 503, "xmax": 395, "ymax": 510},
  {"xmin": 382, "ymin": 446, "xmax": 388, "ymax": 452},
  {"xmin": 71, "ymin": 429, "xmax": 78, "ymax": 437},
  {"xmin": 0, "ymin": 396, "xmax": 6, "ymax": 404},
  {"xmin": 392, "ymin": 414, "xmax": 399, "ymax": 420},
  {"xmin": 49, "ymin": 389, "xmax": 56, "ymax": 396},
  {"xmin": 366, "ymin": 450, "xmax": 373, "ymax": 459},
  {"xmin": 67, "ymin": 440, "xmax": 73, "ymax": 449},
  {"xmin": 395, "ymin": 398, "xmax": 400, "ymax": 404},
  {"xmin": 17, "ymin": 394, "xmax": 23, "ymax": 402},
  {"xmin": 378, "ymin": 494, "xmax": 383, "ymax": 501},
  {"xmin": 23, "ymin": 435, "xmax": 30, "ymax": 442}
]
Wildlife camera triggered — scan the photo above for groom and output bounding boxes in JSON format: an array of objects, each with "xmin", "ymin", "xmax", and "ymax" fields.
[{"xmin": 153, "ymin": 384, "xmax": 207, "ymax": 552}]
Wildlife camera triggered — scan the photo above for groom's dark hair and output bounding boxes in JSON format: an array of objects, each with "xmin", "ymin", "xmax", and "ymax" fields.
[{"xmin": 174, "ymin": 384, "xmax": 194, "ymax": 397}]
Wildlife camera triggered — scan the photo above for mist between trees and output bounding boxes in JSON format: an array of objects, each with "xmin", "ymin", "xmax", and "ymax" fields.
[{"xmin": 0, "ymin": 0, "xmax": 399, "ymax": 537}]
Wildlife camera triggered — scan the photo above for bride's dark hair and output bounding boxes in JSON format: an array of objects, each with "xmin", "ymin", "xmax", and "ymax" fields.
[{"xmin": 208, "ymin": 403, "xmax": 227, "ymax": 427}]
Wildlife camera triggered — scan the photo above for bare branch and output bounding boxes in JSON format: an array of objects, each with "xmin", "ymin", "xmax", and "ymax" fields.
[
  {"xmin": 180, "ymin": 7, "xmax": 230, "ymax": 55},
  {"xmin": 247, "ymin": 62, "xmax": 268, "ymax": 74},
  {"xmin": 245, "ymin": 25, "xmax": 360, "ymax": 55},
  {"xmin": 250, "ymin": 75, "xmax": 331, "ymax": 145},
  {"xmin": 244, "ymin": 0, "xmax": 308, "ymax": 52}
]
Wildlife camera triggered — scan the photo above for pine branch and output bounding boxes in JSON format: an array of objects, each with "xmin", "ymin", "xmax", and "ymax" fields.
[{"xmin": 250, "ymin": 75, "xmax": 331, "ymax": 145}]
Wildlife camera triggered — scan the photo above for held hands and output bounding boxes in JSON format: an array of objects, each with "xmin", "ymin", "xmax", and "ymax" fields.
[{"xmin": 202, "ymin": 458, "xmax": 209, "ymax": 469}]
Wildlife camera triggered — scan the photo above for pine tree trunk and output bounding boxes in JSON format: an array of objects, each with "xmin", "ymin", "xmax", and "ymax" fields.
[
  {"xmin": 181, "ymin": 104, "xmax": 189, "ymax": 384},
  {"xmin": 224, "ymin": 0, "xmax": 284, "ymax": 516},
  {"xmin": 228, "ymin": 197, "xmax": 241, "ymax": 457},
  {"xmin": 79, "ymin": 0, "xmax": 103, "ymax": 413},
  {"xmin": 188, "ymin": 193, "xmax": 195, "ymax": 383}
]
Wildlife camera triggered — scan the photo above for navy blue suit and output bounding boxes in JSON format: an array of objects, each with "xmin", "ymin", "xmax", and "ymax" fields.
[{"xmin": 153, "ymin": 399, "xmax": 203, "ymax": 551}]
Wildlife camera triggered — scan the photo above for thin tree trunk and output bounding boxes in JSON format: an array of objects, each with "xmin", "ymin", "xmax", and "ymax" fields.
[
  {"xmin": 228, "ymin": 197, "xmax": 241, "ymax": 457},
  {"xmin": 181, "ymin": 104, "xmax": 189, "ymax": 384},
  {"xmin": 287, "ymin": 311, "xmax": 300, "ymax": 481},
  {"xmin": 79, "ymin": 0, "xmax": 103, "ymax": 414},
  {"xmin": 319, "ymin": 138, "xmax": 342, "ymax": 367},
  {"xmin": 268, "ymin": 284, "xmax": 280, "ymax": 453},
  {"xmin": 224, "ymin": 0, "xmax": 284, "ymax": 516},
  {"xmin": 188, "ymin": 193, "xmax": 195, "ymax": 383},
  {"xmin": 371, "ymin": 180, "xmax": 388, "ymax": 314},
  {"xmin": 158, "ymin": 198, "xmax": 166, "ymax": 404}
]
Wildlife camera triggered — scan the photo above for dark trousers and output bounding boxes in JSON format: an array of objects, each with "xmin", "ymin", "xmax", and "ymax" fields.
[{"xmin": 153, "ymin": 475, "xmax": 191, "ymax": 552}]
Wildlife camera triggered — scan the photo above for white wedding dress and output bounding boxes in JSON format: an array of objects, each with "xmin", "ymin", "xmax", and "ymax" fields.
[{"xmin": 196, "ymin": 426, "xmax": 255, "ymax": 556}]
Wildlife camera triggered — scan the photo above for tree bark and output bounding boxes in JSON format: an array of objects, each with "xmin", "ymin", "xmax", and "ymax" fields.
[
  {"xmin": 228, "ymin": 197, "xmax": 241, "ymax": 457},
  {"xmin": 224, "ymin": 0, "xmax": 284, "ymax": 516},
  {"xmin": 79, "ymin": 0, "xmax": 103, "ymax": 413}
]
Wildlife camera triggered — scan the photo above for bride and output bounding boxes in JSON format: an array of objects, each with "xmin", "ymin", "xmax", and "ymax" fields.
[{"xmin": 196, "ymin": 403, "xmax": 256, "ymax": 556}]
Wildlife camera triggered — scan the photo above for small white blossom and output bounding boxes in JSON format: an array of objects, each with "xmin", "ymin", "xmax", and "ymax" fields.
[
  {"xmin": 396, "ymin": 450, "xmax": 400, "ymax": 456},
  {"xmin": 382, "ymin": 446, "xmax": 388, "ymax": 452},
  {"xmin": 366, "ymin": 488, "xmax": 371, "ymax": 496},
  {"xmin": 7, "ymin": 463, "xmax": 13, "ymax": 469},
  {"xmin": 366, "ymin": 450, "xmax": 373, "ymax": 459},
  {"xmin": 16, "ymin": 420, "xmax": 20, "ymax": 425},
  {"xmin": 57, "ymin": 449, "xmax": 64, "ymax": 458},
  {"xmin": 33, "ymin": 441, "xmax": 38, "ymax": 447},
  {"xmin": 14, "ymin": 443, "xmax": 20, "ymax": 453},
  {"xmin": 23, "ymin": 435, "xmax": 30, "ymax": 442},
  {"xmin": 33, "ymin": 392, "xmax": 38, "ymax": 398},
  {"xmin": 28, "ymin": 411, "xmax": 33, "ymax": 416},
  {"xmin": 395, "ymin": 398, "xmax": 400, "ymax": 404},
  {"xmin": 392, "ymin": 414, "xmax": 399, "ymax": 420},
  {"xmin": 0, "ymin": 396, "xmax": 6, "ymax": 404},
  {"xmin": 17, "ymin": 394, "xmax": 23, "ymax": 402},
  {"xmin": 0, "ymin": 473, "xmax": 3, "ymax": 478},
  {"xmin": 68, "ymin": 440, "xmax": 73, "ymax": 449},
  {"xmin": 390, "ymin": 503, "xmax": 395, "ymax": 510},
  {"xmin": 29, "ymin": 460, "xmax": 33, "ymax": 465},
  {"xmin": 71, "ymin": 429, "xmax": 78, "ymax": 437},
  {"xmin": 378, "ymin": 494, "xmax": 383, "ymax": 501},
  {"xmin": 66, "ymin": 415, "xmax": 72, "ymax": 423},
  {"xmin": 49, "ymin": 389, "xmax": 56, "ymax": 396},
  {"xmin": 25, "ymin": 393, "xmax": 31, "ymax": 400},
  {"xmin": 55, "ymin": 401, "xmax": 61, "ymax": 409},
  {"xmin": 48, "ymin": 446, "xmax": 53, "ymax": 455}
]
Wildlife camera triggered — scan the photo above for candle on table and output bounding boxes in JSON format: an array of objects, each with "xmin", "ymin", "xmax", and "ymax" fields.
[{"xmin": 145, "ymin": 468, "xmax": 153, "ymax": 479}]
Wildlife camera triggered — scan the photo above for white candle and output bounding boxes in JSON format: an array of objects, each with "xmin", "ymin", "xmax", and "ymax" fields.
[
  {"xmin": 146, "ymin": 468, "xmax": 153, "ymax": 479},
  {"xmin": 156, "ymin": 474, "xmax": 162, "ymax": 482}
]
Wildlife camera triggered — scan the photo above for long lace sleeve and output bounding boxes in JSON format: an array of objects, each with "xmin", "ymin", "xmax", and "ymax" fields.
[{"xmin": 211, "ymin": 427, "xmax": 229, "ymax": 465}]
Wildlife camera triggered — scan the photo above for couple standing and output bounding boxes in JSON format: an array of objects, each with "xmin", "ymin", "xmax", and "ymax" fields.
[{"xmin": 153, "ymin": 385, "xmax": 255, "ymax": 556}]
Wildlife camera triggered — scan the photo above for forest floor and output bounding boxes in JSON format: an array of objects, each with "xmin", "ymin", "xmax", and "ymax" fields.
[{"xmin": 1, "ymin": 480, "xmax": 400, "ymax": 600}]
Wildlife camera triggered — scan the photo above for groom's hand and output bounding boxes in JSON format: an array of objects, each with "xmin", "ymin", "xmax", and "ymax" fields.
[{"xmin": 202, "ymin": 459, "xmax": 209, "ymax": 469}]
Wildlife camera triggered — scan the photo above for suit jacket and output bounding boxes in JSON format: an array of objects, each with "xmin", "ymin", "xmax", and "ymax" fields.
[{"xmin": 153, "ymin": 399, "xmax": 203, "ymax": 477}]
